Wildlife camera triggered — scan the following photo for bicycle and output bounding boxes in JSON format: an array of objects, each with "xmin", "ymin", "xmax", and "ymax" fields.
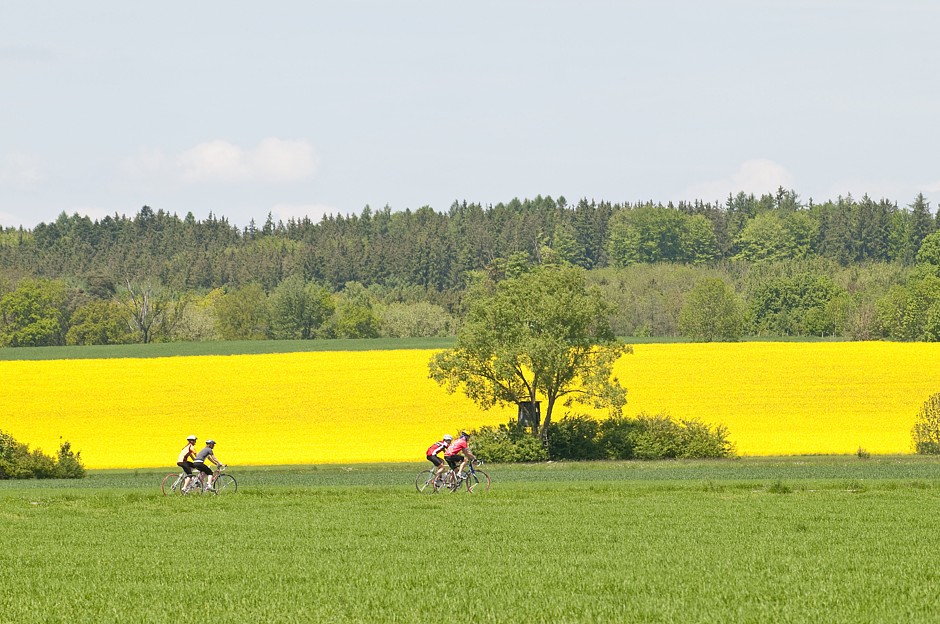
[
  {"xmin": 417, "ymin": 460, "xmax": 489, "ymax": 494},
  {"xmin": 415, "ymin": 467, "xmax": 447, "ymax": 493},
  {"xmin": 162, "ymin": 465, "xmax": 237, "ymax": 495}
]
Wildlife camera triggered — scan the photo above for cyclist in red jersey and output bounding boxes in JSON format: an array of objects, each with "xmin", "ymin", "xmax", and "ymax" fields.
[
  {"xmin": 426, "ymin": 434, "xmax": 453, "ymax": 479},
  {"xmin": 443, "ymin": 431, "xmax": 475, "ymax": 480}
]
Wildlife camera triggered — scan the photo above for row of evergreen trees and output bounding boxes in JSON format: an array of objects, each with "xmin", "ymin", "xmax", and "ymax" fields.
[
  {"xmin": 2, "ymin": 189, "xmax": 939, "ymax": 345},
  {"xmin": 1, "ymin": 190, "xmax": 935, "ymax": 292}
]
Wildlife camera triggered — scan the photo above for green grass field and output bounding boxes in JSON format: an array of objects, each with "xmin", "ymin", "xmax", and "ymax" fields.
[{"xmin": 2, "ymin": 457, "xmax": 939, "ymax": 623}]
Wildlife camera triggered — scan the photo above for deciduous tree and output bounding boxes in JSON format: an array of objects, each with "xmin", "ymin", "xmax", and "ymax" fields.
[{"xmin": 429, "ymin": 264, "xmax": 630, "ymax": 444}]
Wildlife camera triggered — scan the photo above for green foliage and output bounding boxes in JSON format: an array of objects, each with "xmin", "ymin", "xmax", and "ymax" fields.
[
  {"xmin": 380, "ymin": 302, "xmax": 453, "ymax": 338},
  {"xmin": 429, "ymin": 263, "xmax": 630, "ymax": 442},
  {"xmin": 916, "ymin": 231, "xmax": 940, "ymax": 266},
  {"xmin": 746, "ymin": 271, "xmax": 845, "ymax": 336},
  {"xmin": 546, "ymin": 414, "xmax": 605, "ymax": 460},
  {"xmin": 327, "ymin": 282, "xmax": 380, "ymax": 339},
  {"xmin": 678, "ymin": 277, "xmax": 744, "ymax": 341},
  {"xmin": 605, "ymin": 205, "xmax": 719, "ymax": 266},
  {"xmin": 55, "ymin": 441, "xmax": 87, "ymax": 479},
  {"xmin": 467, "ymin": 421, "xmax": 548, "ymax": 463},
  {"xmin": 628, "ymin": 413, "xmax": 735, "ymax": 460},
  {"xmin": 544, "ymin": 413, "xmax": 734, "ymax": 461},
  {"xmin": 268, "ymin": 275, "xmax": 334, "ymax": 340},
  {"xmin": 66, "ymin": 299, "xmax": 137, "ymax": 345},
  {"xmin": 0, "ymin": 278, "xmax": 70, "ymax": 347},
  {"xmin": 3, "ymin": 194, "xmax": 939, "ymax": 346},
  {"xmin": 877, "ymin": 275, "xmax": 940, "ymax": 341},
  {"xmin": 911, "ymin": 393, "xmax": 940, "ymax": 454},
  {"xmin": 733, "ymin": 211, "xmax": 818, "ymax": 262},
  {"xmin": 0, "ymin": 431, "xmax": 86, "ymax": 479},
  {"xmin": 214, "ymin": 284, "xmax": 270, "ymax": 340}
]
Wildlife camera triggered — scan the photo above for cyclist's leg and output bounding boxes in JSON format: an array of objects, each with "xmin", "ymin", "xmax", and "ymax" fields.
[
  {"xmin": 177, "ymin": 461, "xmax": 194, "ymax": 490},
  {"xmin": 194, "ymin": 462, "xmax": 213, "ymax": 490},
  {"xmin": 429, "ymin": 454, "xmax": 445, "ymax": 478}
]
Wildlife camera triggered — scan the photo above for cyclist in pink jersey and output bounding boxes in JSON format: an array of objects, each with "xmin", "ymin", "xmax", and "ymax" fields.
[
  {"xmin": 443, "ymin": 431, "xmax": 475, "ymax": 480},
  {"xmin": 426, "ymin": 434, "xmax": 453, "ymax": 479}
]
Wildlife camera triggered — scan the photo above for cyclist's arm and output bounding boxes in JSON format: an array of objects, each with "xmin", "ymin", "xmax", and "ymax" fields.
[{"xmin": 463, "ymin": 448, "xmax": 476, "ymax": 460}]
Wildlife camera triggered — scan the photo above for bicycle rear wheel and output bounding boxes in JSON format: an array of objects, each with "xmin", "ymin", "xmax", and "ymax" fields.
[
  {"xmin": 415, "ymin": 470, "xmax": 437, "ymax": 493},
  {"xmin": 465, "ymin": 470, "xmax": 490, "ymax": 494},
  {"xmin": 213, "ymin": 474, "xmax": 237, "ymax": 495},
  {"xmin": 161, "ymin": 473, "xmax": 183, "ymax": 496}
]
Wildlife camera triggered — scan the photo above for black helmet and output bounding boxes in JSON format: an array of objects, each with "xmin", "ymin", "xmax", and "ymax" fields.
[{"xmin": 206, "ymin": 439, "xmax": 216, "ymax": 445}]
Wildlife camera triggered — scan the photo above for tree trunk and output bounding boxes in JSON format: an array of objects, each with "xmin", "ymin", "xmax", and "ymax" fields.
[{"xmin": 539, "ymin": 399, "xmax": 555, "ymax": 448}]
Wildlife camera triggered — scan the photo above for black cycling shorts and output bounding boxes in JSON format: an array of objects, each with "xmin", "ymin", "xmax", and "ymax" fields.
[
  {"xmin": 194, "ymin": 462, "xmax": 213, "ymax": 476},
  {"xmin": 177, "ymin": 461, "xmax": 194, "ymax": 475},
  {"xmin": 445, "ymin": 455, "xmax": 462, "ymax": 471},
  {"xmin": 427, "ymin": 454, "xmax": 443, "ymax": 467}
]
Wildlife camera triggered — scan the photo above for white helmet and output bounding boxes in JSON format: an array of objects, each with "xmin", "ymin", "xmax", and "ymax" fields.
[
  {"xmin": 186, "ymin": 435, "xmax": 197, "ymax": 441},
  {"xmin": 443, "ymin": 434, "xmax": 453, "ymax": 441}
]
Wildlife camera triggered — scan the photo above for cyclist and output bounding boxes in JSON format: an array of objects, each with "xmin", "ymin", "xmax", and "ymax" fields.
[
  {"xmin": 426, "ymin": 434, "xmax": 453, "ymax": 480},
  {"xmin": 176, "ymin": 435, "xmax": 198, "ymax": 491},
  {"xmin": 444, "ymin": 431, "xmax": 475, "ymax": 481},
  {"xmin": 193, "ymin": 439, "xmax": 225, "ymax": 491}
]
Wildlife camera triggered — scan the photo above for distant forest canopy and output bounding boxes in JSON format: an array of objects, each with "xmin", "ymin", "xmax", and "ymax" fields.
[{"xmin": 2, "ymin": 188, "xmax": 940, "ymax": 345}]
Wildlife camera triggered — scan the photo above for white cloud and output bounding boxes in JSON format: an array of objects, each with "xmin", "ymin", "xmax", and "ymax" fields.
[
  {"xmin": 177, "ymin": 138, "xmax": 319, "ymax": 183},
  {"xmin": 922, "ymin": 181, "xmax": 940, "ymax": 193},
  {"xmin": 684, "ymin": 159, "xmax": 795, "ymax": 201},
  {"xmin": 119, "ymin": 138, "xmax": 320, "ymax": 187},
  {"xmin": 0, "ymin": 152, "xmax": 43, "ymax": 190},
  {"xmin": 270, "ymin": 203, "xmax": 344, "ymax": 223}
]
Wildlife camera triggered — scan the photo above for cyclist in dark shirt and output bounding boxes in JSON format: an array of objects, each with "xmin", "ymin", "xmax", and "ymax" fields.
[{"xmin": 193, "ymin": 439, "xmax": 225, "ymax": 490}]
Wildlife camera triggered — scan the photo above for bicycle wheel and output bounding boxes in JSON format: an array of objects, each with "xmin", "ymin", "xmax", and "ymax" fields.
[
  {"xmin": 415, "ymin": 470, "xmax": 437, "ymax": 493},
  {"xmin": 162, "ymin": 473, "xmax": 183, "ymax": 496},
  {"xmin": 465, "ymin": 470, "xmax": 490, "ymax": 494},
  {"xmin": 443, "ymin": 471, "xmax": 461, "ymax": 493},
  {"xmin": 212, "ymin": 474, "xmax": 237, "ymax": 495}
]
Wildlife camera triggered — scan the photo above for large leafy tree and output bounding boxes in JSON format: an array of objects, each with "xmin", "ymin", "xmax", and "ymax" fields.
[
  {"xmin": 268, "ymin": 275, "xmax": 334, "ymax": 340},
  {"xmin": 428, "ymin": 264, "xmax": 630, "ymax": 444},
  {"xmin": 0, "ymin": 278, "xmax": 70, "ymax": 347},
  {"xmin": 679, "ymin": 277, "xmax": 744, "ymax": 342}
]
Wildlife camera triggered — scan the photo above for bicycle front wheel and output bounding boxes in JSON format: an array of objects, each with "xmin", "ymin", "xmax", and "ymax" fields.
[
  {"xmin": 213, "ymin": 474, "xmax": 238, "ymax": 495},
  {"xmin": 415, "ymin": 470, "xmax": 437, "ymax": 493},
  {"xmin": 162, "ymin": 473, "xmax": 182, "ymax": 496},
  {"xmin": 465, "ymin": 470, "xmax": 490, "ymax": 494}
]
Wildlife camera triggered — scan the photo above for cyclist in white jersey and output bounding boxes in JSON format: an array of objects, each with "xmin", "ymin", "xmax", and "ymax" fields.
[{"xmin": 177, "ymin": 435, "xmax": 197, "ymax": 491}]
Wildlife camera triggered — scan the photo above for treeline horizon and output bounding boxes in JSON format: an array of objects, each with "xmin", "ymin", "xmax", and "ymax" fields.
[{"xmin": 2, "ymin": 188, "xmax": 940, "ymax": 346}]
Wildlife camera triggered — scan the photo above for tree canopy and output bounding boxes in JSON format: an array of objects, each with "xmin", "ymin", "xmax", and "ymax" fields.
[{"xmin": 428, "ymin": 264, "xmax": 631, "ymax": 443}]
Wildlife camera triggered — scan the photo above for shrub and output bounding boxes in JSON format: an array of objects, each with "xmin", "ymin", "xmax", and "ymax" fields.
[
  {"xmin": 55, "ymin": 441, "xmax": 87, "ymax": 479},
  {"xmin": 0, "ymin": 430, "xmax": 86, "ymax": 479},
  {"xmin": 676, "ymin": 419, "xmax": 735, "ymax": 459},
  {"xmin": 912, "ymin": 393, "xmax": 940, "ymax": 454},
  {"xmin": 597, "ymin": 416, "xmax": 639, "ymax": 460},
  {"xmin": 546, "ymin": 412, "xmax": 735, "ymax": 461},
  {"xmin": 469, "ymin": 421, "xmax": 548, "ymax": 463},
  {"xmin": 547, "ymin": 414, "xmax": 604, "ymax": 460},
  {"xmin": 630, "ymin": 414, "xmax": 685, "ymax": 460}
]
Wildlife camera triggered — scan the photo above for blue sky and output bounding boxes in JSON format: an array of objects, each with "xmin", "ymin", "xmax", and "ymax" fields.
[{"xmin": 2, "ymin": 0, "xmax": 938, "ymax": 229}]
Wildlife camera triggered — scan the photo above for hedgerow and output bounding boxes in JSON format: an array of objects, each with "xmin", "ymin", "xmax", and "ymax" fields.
[{"xmin": 0, "ymin": 430, "xmax": 86, "ymax": 479}]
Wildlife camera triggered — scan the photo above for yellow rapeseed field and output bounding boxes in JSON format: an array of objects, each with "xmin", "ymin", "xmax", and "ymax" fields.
[{"xmin": 1, "ymin": 342, "xmax": 937, "ymax": 468}]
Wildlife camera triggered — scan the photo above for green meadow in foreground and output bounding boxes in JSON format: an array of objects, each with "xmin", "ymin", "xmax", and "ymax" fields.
[{"xmin": 2, "ymin": 457, "xmax": 939, "ymax": 623}]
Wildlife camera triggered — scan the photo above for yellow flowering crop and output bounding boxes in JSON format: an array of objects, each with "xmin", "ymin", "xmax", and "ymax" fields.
[
  {"xmin": 616, "ymin": 342, "xmax": 940, "ymax": 457},
  {"xmin": 0, "ymin": 351, "xmax": 494, "ymax": 469},
  {"xmin": 0, "ymin": 342, "xmax": 937, "ymax": 468}
]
